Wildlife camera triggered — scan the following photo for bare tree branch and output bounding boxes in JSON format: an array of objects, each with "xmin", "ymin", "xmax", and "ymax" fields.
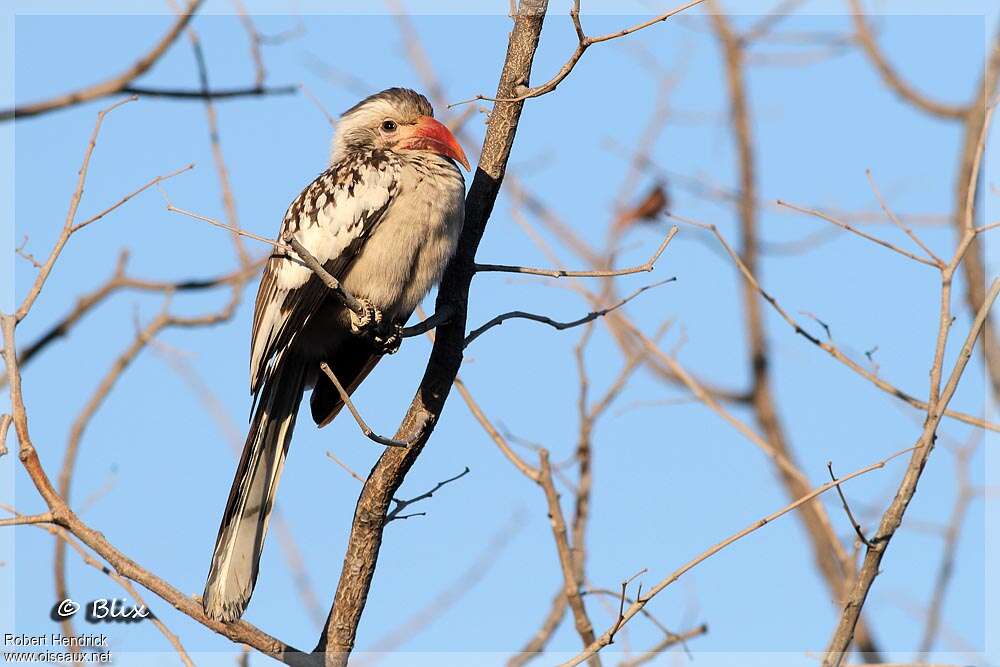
[
  {"xmin": 2, "ymin": 506, "xmax": 196, "ymax": 667},
  {"xmin": 668, "ymin": 213, "xmax": 997, "ymax": 433},
  {"xmin": 465, "ymin": 279, "xmax": 674, "ymax": 347},
  {"xmin": 777, "ymin": 199, "xmax": 941, "ymax": 268},
  {"xmin": 508, "ymin": 589, "xmax": 568, "ymax": 667},
  {"xmin": 952, "ymin": 34, "xmax": 1000, "ymax": 401},
  {"xmin": 848, "ymin": 0, "xmax": 968, "ymax": 120},
  {"xmin": 9, "ymin": 252, "xmax": 262, "ymax": 378},
  {"xmin": 475, "ymin": 226, "xmax": 676, "ymax": 278},
  {"xmin": 917, "ymin": 439, "xmax": 980, "ymax": 655},
  {"xmin": 0, "ymin": 511, "xmax": 55, "ymax": 527},
  {"xmin": 454, "ymin": 375, "xmax": 541, "ymax": 482},
  {"xmin": 122, "ymin": 84, "xmax": 297, "ymax": 99},
  {"xmin": 865, "ymin": 169, "xmax": 944, "ymax": 267},
  {"xmin": 1, "ymin": 312, "xmax": 314, "ymax": 665},
  {"xmin": 538, "ymin": 451, "xmax": 601, "ymax": 666},
  {"xmin": 708, "ymin": 6, "xmax": 882, "ymax": 656},
  {"xmin": 558, "ymin": 445, "xmax": 917, "ymax": 667},
  {"xmin": 385, "ymin": 467, "xmax": 471, "ymax": 522},
  {"xmin": 615, "ymin": 623, "xmax": 709, "ymax": 667},
  {"xmin": 1, "ymin": 1, "xmax": 203, "ymax": 121},
  {"xmin": 16, "ymin": 96, "xmax": 138, "ymax": 322},
  {"xmin": 449, "ymin": 0, "xmax": 707, "ymax": 107},
  {"xmin": 822, "ymin": 278, "xmax": 999, "ymax": 664},
  {"xmin": 319, "ymin": 363, "xmax": 419, "ymax": 449}
]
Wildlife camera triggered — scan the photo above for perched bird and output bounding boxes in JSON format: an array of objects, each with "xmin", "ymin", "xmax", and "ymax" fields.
[{"xmin": 202, "ymin": 88, "xmax": 470, "ymax": 623}]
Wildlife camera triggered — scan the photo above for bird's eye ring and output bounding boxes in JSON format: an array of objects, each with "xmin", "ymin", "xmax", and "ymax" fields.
[{"xmin": 381, "ymin": 119, "xmax": 397, "ymax": 132}]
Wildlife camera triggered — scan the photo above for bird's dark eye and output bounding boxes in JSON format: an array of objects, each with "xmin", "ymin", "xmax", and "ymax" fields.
[{"xmin": 381, "ymin": 119, "xmax": 397, "ymax": 132}]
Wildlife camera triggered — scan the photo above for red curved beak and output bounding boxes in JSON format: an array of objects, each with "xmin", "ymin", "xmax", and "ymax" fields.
[{"xmin": 399, "ymin": 115, "xmax": 471, "ymax": 171}]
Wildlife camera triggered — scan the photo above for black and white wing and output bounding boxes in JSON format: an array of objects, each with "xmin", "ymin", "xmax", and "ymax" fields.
[{"xmin": 249, "ymin": 155, "xmax": 398, "ymax": 396}]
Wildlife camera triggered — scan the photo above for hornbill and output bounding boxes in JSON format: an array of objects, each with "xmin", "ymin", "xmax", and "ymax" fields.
[{"xmin": 202, "ymin": 87, "xmax": 470, "ymax": 623}]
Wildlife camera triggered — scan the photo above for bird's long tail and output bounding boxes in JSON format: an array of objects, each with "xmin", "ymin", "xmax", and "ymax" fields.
[{"xmin": 202, "ymin": 357, "xmax": 306, "ymax": 622}]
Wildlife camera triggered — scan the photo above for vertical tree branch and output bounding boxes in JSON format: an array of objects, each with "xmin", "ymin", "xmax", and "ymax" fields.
[
  {"xmin": 538, "ymin": 450, "xmax": 601, "ymax": 666},
  {"xmin": 708, "ymin": 4, "xmax": 881, "ymax": 658},
  {"xmin": 917, "ymin": 440, "xmax": 979, "ymax": 656},
  {"xmin": 313, "ymin": 2, "xmax": 549, "ymax": 664},
  {"xmin": 824, "ymin": 100, "xmax": 996, "ymax": 656},
  {"xmin": 821, "ymin": 279, "xmax": 999, "ymax": 665},
  {"xmin": 952, "ymin": 33, "xmax": 1000, "ymax": 401}
]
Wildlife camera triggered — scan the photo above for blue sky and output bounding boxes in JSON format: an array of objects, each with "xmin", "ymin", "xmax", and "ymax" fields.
[{"xmin": 2, "ymin": 1, "xmax": 998, "ymax": 665}]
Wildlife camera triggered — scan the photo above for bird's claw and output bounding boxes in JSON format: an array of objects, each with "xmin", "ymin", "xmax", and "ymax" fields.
[
  {"xmin": 350, "ymin": 298, "xmax": 382, "ymax": 334},
  {"xmin": 374, "ymin": 323, "xmax": 404, "ymax": 355}
]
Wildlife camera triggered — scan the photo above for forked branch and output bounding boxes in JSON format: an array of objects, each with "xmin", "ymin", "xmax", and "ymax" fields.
[{"xmin": 449, "ymin": 0, "xmax": 706, "ymax": 107}]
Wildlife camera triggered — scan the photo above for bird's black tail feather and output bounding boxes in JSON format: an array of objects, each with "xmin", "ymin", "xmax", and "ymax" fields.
[{"xmin": 202, "ymin": 357, "xmax": 306, "ymax": 622}]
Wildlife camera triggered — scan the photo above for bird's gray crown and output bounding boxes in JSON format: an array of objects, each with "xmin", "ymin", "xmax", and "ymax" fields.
[{"xmin": 341, "ymin": 87, "xmax": 433, "ymax": 119}]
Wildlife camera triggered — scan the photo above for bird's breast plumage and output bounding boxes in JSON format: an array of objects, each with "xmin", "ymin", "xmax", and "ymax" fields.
[{"xmin": 340, "ymin": 155, "xmax": 465, "ymax": 321}]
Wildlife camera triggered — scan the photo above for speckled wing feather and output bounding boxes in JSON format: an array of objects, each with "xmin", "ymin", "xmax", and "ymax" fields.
[{"xmin": 249, "ymin": 152, "xmax": 398, "ymax": 396}]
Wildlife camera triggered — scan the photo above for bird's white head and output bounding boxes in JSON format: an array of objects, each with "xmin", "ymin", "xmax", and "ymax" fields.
[{"xmin": 330, "ymin": 87, "xmax": 471, "ymax": 171}]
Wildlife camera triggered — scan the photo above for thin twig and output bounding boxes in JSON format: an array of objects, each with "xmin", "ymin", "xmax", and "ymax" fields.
[
  {"xmin": 16, "ymin": 96, "xmax": 139, "ymax": 322},
  {"xmin": 161, "ymin": 196, "xmax": 372, "ymax": 318},
  {"xmin": 822, "ymin": 278, "xmax": 1000, "ymax": 663},
  {"xmin": 667, "ymin": 212, "xmax": 997, "ymax": 433},
  {"xmin": 827, "ymin": 461, "xmax": 872, "ymax": 547},
  {"xmin": 14, "ymin": 236, "xmax": 42, "ymax": 268},
  {"xmin": 183, "ymin": 19, "xmax": 251, "ymax": 266},
  {"xmin": 616, "ymin": 623, "xmax": 709, "ymax": 667},
  {"xmin": 475, "ymin": 226, "xmax": 677, "ymax": 278},
  {"xmin": 453, "ymin": 376, "xmax": 541, "ymax": 482},
  {"xmin": 865, "ymin": 169, "xmax": 944, "ymax": 266},
  {"xmin": 448, "ymin": 0, "xmax": 706, "ymax": 107},
  {"xmin": 777, "ymin": 199, "xmax": 940, "ymax": 267},
  {"xmin": 386, "ymin": 467, "xmax": 471, "ymax": 522},
  {"xmin": 74, "ymin": 163, "xmax": 195, "ymax": 233},
  {"xmin": 232, "ymin": 0, "xmax": 266, "ymax": 87},
  {"xmin": 319, "ymin": 363, "xmax": 417, "ymax": 448},
  {"xmin": 539, "ymin": 450, "xmax": 601, "ymax": 666},
  {"xmin": 325, "ymin": 450, "xmax": 366, "ymax": 483},
  {"xmin": 975, "ymin": 219, "xmax": 1000, "ymax": 234},
  {"xmin": 122, "ymin": 84, "xmax": 297, "ymax": 99},
  {"xmin": 558, "ymin": 446, "xmax": 917, "ymax": 667},
  {"xmin": 163, "ymin": 199, "xmax": 290, "ymax": 250},
  {"xmin": 300, "ymin": 83, "xmax": 337, "ymax": 127},
  {"xmin": 465, "ymin": 279, "xmax": 674, "ymax": 347},
  {"xmin": 400, "ymin": 306, "xmax": 453, "ymax": 338},
  {"xmin": 1, "ymin": 1, "xmax": 204, "ymax": 120}
]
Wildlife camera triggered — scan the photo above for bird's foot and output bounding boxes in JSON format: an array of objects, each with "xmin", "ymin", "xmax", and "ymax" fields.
[
  {"xmin": 350, "ymin": 298, "xmax": 382, "ymax": 334},
  {"xmin": 374, "ymin": 323, "xmax": 404, "ymax": 355}
]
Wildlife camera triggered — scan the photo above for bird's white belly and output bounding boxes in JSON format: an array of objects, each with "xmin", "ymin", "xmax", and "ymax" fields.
[{"xmin": 341, "ymin": 173, "xmax": 463, "ymax": 323}]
